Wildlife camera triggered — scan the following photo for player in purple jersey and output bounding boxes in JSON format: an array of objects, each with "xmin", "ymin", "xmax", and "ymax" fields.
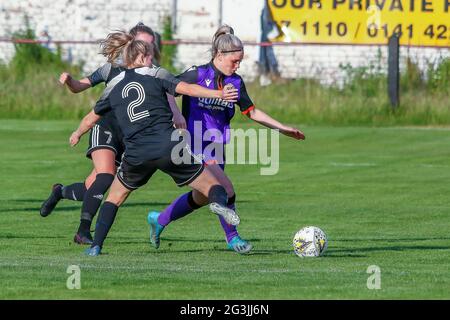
[
  {"xmin": 39, "ymin": 23, "xmax": 186, "ymax": 245},
  {"xmin": 147, "ymin": 25, "xmax": 305, "ymax": 254},
  {"xmin": 68, "ymin": 31, "xmax": 240, "ymax": 256}
]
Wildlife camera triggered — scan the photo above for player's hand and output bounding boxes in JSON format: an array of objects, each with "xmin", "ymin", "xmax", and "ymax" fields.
[
  {"xmin": 69, "ymin": 131, "xmax": 81, "ymax": 146},
  {"xmin": 221, "ymin": 84, "xmax": 238, "ymax": 102},
  {"xmin": 172, "ymin": 113, "xmax": 187, "ymax": 129},
  {"xmin": 281, "ymin": 127, "xmax": 305, "ymax": 140},
  {"xmin": 59, "ymin": 72, "xmax": 72, "ymax": 86}
]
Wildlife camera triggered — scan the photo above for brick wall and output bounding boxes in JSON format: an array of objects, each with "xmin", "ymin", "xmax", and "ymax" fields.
[{"xmin": 0, "ymin": 0, "xmax": 172, "ymax": 73}]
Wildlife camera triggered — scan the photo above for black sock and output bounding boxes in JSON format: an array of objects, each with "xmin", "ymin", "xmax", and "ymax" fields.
[
  {"xmin": 187, "ymin": 191, "xmax": 202, "ymax": 209},
  {"xmin": 208, "ymin": 185, "xmax": 228, "ymax": 207},
  {"xmin": 77, "ymin": 218, "xmax": 92, "ymax": 235},
  {"xmin": 61, "ymin": 183, "xmax": 87, "ymax": 201},
  {"xmin": 79, "ymin": 173, "xmax": 114, "ymax": 232},
  {"xmin": 92, "ymin": 201, "xmax": 118, "ymax": 248},
  {"xmin": 227, "ymin": 193, "xmax": 236, "ymax": 206}
]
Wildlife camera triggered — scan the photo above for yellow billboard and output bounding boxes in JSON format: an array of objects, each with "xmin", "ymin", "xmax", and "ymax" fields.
[{"xmin": 268, "ymin": 0, "xmax": 450, "ymax": 47}]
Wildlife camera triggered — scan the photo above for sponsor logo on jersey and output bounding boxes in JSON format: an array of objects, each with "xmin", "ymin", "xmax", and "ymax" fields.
[
  {"xmin": 198, "ymin": 97, "xmax": 234, "ymax": 111},
  {"xmin": 224, "ymin": 83, "xmax": 236, "ymax": 90}
]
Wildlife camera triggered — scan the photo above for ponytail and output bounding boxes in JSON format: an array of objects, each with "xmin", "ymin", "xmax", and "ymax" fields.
[
  {"xmin": 100, "ymin": 30, "xmax": 134, "ymax": 65},
  {"xmin": 211, "ymin": 24, "xmax": 243, "ymax": 58},
  {"xmin": 100, "ymin": 30, "xmax": 154, "ymax": 67}
]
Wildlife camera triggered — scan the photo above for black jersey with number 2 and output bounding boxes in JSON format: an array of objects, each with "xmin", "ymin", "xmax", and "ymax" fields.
[{"xmin": 94, "ymin": 66, "xmax": 181, "ymax": 165}]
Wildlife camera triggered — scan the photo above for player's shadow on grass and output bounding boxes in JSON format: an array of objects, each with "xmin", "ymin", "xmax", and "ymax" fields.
[
  {"xmin": 7, "ymin": 199, "xmax": 251, "ymax": 205},
  {"xmin": 336, "ymin": 237, "xmax": 450, "ymax": 242},
  {"xmin": 144, "ymin": 247, "xmax": 280, "ymax": 255},
  {"xmin": 145, "ymin": 237, "xmax": 297, "ymax": 256},
  {"xmin": 323, "ymin": 237, "xmax": 450, "ymax": 257},
  {"xmin": 113, "ymin": 237, "xmax": 284, "ymax": 255},
  {"xmin": 1, "ymin": 206, "xmax": 82, "ymax": 213},
  {"xmin": 114, "ymin": 237, "xmax": 243, "ymax": 245},
  {"xmin": 7, "ymin": 199, "xmax": 45, "ymax": 203},
  {"xmin": 331, "ymin": 244, "xmax": 450, "ymax": 254},
  {"xmin": 0, "ymin": 234, "xmax": 67, "ymax": 240},
  {"xmin": 2, "ymin": 201, "xmax": 178, "ymax": 213}
]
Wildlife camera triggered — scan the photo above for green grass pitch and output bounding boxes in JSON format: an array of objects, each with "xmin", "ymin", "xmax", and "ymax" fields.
[{"xmin": 1, "ymin": 120, "xmax": 450, "ymax": 299}]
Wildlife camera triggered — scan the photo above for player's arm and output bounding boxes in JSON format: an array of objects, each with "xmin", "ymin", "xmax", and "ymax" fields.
[
  {"xmin": 245, "ymin": 108, "xmax": 305, "ymax": 140},
  {"xmin": 70, "ymin": 92, "xmax": 112, "ymax": 146},
  {"xmin": 175, "ymin": 82, "xmax": 238, "ymax": 102},
  {"xmin": 59, "ymin": 72, "xmax": 92, "ymax": 93},
  {"xmin": 70, "ymin": 110, "xmax": 100, "ymax": 146},
  {"xmin": 238, "ymin": 79, "xmax": 305, "ymax": 140},
  {"xmin": 157, "ymin": 66, "xmax": 237, "ymax": 102},
  {"xmin": 60, "ymin": 63, "xmax": 112, "ymax": 94},
  {"xmin": 167, "ymin": 93, "xmax": 186, "ymax": 129}
]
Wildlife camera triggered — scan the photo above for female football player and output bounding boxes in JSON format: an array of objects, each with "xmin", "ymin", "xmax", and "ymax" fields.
[
  {"xmin": 147, "ymin": 25, "xmax": 305, "ymax": 254},
  {"xmin": 70, "ymin": 31, "xmax": 241, "ymax": 256},
  {"xmin": 39, "ymin": 23, "xmax": 186, "ymax": 245}
]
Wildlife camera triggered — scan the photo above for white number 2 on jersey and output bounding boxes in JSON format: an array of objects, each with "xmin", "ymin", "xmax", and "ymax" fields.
[{"xmin": 122, "ymin": 82, "xmax": 149, "ymax": 122}]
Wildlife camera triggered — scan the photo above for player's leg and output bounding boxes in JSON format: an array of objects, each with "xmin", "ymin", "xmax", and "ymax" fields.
[
  {"xmin": 149, "ymin": 169, "xmax": 237, "ymax": 249},
  {"xmin": 152, "ymin": 165, "xmax": 232, "ymax": 225},
  {"xmin": 152, "ymin": 162, "xmax": 251, "ymax": 253},
  {"xmin": 86, "ymin": 158, "xmax": 155, "ymax": 256},
  {"xmin": 182, "ymin": 143, "xmax": 251, "ymax": 253},
  {"xmin": 39, "ymin": 179, "xmax": 89, "ymax": 217},
  {"xmin": 84, "ymin": 169, "xmax": 97, "ymax": 189},
  {"xmin": 147, "ymin": 188, "xmax": 203, "ymax": 249},
  {"xmin": 40, "ymin": 125, "xmax": 115, "ymax": 218},
  {"xmin": 204, "ymin": 163, "xmax": 252, "ymax": 254},
  {"xmin": 147, "ymin": 155, "xmax": 238, "ymax": 249},
  {"xmin": 75, "ymin": 124, "xmax": 121, "ymax": 244},
  {"xmin": 86, "ymin": 176, "xmax": 131, "ymax": 256},
  {"xmin": 151, "ymin": 161, "xmax": 233, "ymax": 229},
  {"xmin": 147, "ymin": 158, "xmax": 205, "ymax": 248},
  {"xmin": 74, "ymin": 149, "xmax": 116, "ymax": 244},
  {"xmin": 187, "ymin": 167, "xmax": 240, "ymax": 225}
]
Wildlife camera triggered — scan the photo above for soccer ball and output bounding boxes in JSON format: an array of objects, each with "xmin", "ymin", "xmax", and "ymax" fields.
[{"xmin": 293, "ymin": 226, "xmax": 328, "ymax": 257}]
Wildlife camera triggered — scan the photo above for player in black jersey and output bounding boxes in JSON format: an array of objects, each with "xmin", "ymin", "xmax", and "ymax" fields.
[
  {"xmin": 39, "ymin": 23, "xmax": 186, "ymax": 245},
  {"xmin": 69, "ymin": 31, "xmax": 240, "ymax": 256}
]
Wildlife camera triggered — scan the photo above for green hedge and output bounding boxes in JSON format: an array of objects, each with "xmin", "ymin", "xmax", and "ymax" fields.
[{"xmin": 1, "ymin": 22, "xmax": 449, "ymax": 125}]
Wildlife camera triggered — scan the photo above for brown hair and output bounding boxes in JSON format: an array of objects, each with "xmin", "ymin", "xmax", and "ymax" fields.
[
  {"xmin": 100, "ymin": 30, "xmax": 154, "ymax": 67},
  {"xmin": 211, "ymin": 24, "xmax": 243, "ymax": 59},
  {"xmin": 129, "ymin": 22, "xmax": 161, "ymax": 63}
]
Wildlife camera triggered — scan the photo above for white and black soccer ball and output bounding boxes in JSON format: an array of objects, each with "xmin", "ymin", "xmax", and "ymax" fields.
[{"xmin": 293, "ymin": 226, "xmax": 328, "ymax": 257}]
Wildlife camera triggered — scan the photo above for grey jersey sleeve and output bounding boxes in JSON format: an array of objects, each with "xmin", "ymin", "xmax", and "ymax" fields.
[
  {"xmin": 97, "ymin": 71, "xmax": 125, "ymax": 101},
  {"xmin": 154, "ymin": 67, "xmax": 180, "ymax": 83},
  {"xmin": 134, "ymin": 66, "xmax": 181, "ymax": 95},
  {"xmin": 87, "ymin": 63, "xmax": 112, "ymax": 87},
  {"xmin": 154, "ymin": 67, "xmax": 181, "ymax": 96}
]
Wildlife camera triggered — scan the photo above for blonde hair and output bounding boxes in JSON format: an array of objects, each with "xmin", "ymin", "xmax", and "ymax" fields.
[
  {"xmin": 100, "ymin": 30, "xmax": 154, "ymax": 67},
  {"xmin": 211, "ymin": 25, "xmax": 243, "ymax": 58}
]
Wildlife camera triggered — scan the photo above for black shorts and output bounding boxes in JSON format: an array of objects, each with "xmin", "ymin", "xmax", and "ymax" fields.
[
  {"xmin": 116, "ymin": 155, "xmax": 204, "ymax": 190},
  {"xmin": 86, "ymin": 124, "xmax": 124, "ymax": 166}
]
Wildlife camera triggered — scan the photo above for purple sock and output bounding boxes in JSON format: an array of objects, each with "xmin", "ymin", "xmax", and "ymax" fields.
[
  {"xmin": 219, "ymin": 203, "xmax": 239, "ymax": 243},
  {"xmin": 157, "ymin": 193, "xmax": 194, "ymax": 226}
]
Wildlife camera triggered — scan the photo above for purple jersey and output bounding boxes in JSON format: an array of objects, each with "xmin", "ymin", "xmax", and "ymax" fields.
[{"xmin": 177, "ymin": 63, "xmax": 254, "ymax": 164}]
